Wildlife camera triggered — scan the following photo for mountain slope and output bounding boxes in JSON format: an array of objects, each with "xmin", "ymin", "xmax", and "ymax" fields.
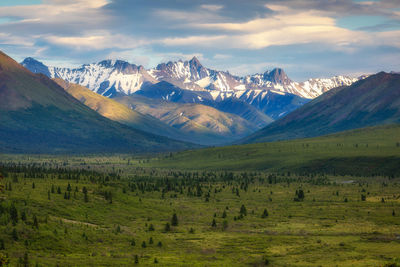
[
  {"xmin": 52, "ymin": 78, "xmax": 199, "ymax": 144},
  {"xmin": 242, "ymin": 72, "xmax": 400, "ymax": 144},
  {"xmin": 0, "ymin": 51, "xmax": 193, "ymax": 153},
  {"xmin": 114, "ymin": 95, "xmax": 261, "ymax": 145}
]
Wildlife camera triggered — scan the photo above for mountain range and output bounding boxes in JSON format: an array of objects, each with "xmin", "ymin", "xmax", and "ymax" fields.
[
  {"xmin": 0, "ymin": 51, "xmax": 398, "ymax": 153},
  {"xmin": 22, "ymin": 56, "xmax": 363, "ymax": 99},
  {"xmin": 20, "ymin": 55, "xmax": 379, "ymax": 147},
  {"xmin": 21, "ymin": 57, "xmax": 362, "ymax": 120},
  {"xmin": 0, "ymin": 51, "xmax": 194, "ymax": 153}
]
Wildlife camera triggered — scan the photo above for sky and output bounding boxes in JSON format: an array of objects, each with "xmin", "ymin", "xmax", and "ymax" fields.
[{"xmin": 0, "ymin": 0, "xmax": 399, "ymax": 80}]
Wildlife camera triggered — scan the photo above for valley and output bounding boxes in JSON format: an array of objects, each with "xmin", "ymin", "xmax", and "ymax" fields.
[{"xmin": 0, "ymin": 154, "xmax": 399, "ymax": 266}]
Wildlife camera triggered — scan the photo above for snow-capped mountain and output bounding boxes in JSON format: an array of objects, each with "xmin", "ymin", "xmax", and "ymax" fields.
[
  {"xmin": 149, "ymin": 56, "xmax": 242, "ymax": 92},
  {"xmin": 21, "ymin": 56, "xmax": 362, "ymax": 99},
  {"xmin": 298, "ymin": 76, "xmax": 360, "ymax": 98},
  {"xmin": 21, "ymin": 56, "xmax": 366, "ymax": 121},
  {"xmin": 22, "ymin": 58, "xmax": 157, "ymax": 97}
]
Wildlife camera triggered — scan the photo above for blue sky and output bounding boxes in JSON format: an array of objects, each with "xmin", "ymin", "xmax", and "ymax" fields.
[{"xmin": 0, "ymin": 0, "xmax": 399, "ymax": 80}]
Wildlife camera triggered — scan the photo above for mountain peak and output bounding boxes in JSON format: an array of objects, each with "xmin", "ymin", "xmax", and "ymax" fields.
[
  {"xmin": 263, "ymin": 68, "xmax": 292, "ymax": 85},
  {"xmin": 20, "ymin": 56, "xmax": 51, "ymax": 77},
  {"xmin": 189, "ymin": 56, "xmax": 202, "ymax": 67}
]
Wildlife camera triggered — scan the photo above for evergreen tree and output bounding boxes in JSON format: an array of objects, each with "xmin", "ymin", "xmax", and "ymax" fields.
[
  {"xmin": 262, "ymin": 209, "xmax": 269, "ymax": 218},
  {"xmin": 21, "ymin": 211, "xmax": 27, "ymax": 222},
  {"xmin": 222, "ymin": 210, "xmax": 227, "ymax": 218},
  {"xmin": 222, "ymin": 220, "xmax": 228, "ymax": 230},
  {"xmin": 171, "ymin": 213, "xmax": 178, "ymax": 226},
  {"xmin": 165, "ymin": 223, "xmax": 171, "ymax": 232},
  {"xmin": 0, "ymin": 239, "xmax": 4, "ymax": 250},
  {"xmin": 134, "ymin": 255, "xmax": 139, "ymax": 264},
  {"xmin": 141, "ymin": 241, "xmax": 146, "ymax": 248},
  {"xmin": 10, "ymin": 204, "xmax": 18, "ymax": 225},
  {"xmin": 57, "ymin": 186, "xmax": 61, "ymax": 194},
  {"xmin": 33, "ymin": 215, "xmax": 39, "ymax": 229},
  {"xmin": 12, "ymin": 228, "xmax": 18, "ymax": 241},
  {"xmin": 32, "ymin": 182, "xmax": 35, "ymax": 189},
  {"xmin": 240, "ymin": 204, "xmax": 247, "ymax": 216},
  {"xmin": 211, "ymin": 219, "xmax": 217, "ymax": 227},
  {"xmin": 149, "ymin": 237, "xmax": 153, "ymax": 244}
]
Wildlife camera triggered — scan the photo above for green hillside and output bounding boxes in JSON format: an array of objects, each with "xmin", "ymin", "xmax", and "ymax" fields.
[
  {"xmin": 151, "ymin": 124, "xmax": 400, "ymax": 176},
  {"xmin": 0, "ymin": 51, "xmax": 194, "ymax": 153},
  {"xmin": 242, "ymin": 72, "xmax": 400, "ymax": 143}
]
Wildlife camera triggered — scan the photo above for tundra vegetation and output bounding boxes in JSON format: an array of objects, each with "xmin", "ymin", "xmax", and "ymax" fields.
[{"xmin": 0, "ymin": 152, "xmax": 399, "ymax": 266}]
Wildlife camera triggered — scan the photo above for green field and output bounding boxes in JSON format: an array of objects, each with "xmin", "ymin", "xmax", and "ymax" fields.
[
  {"xmin": 1, "ymin": 125, "xmax": 400, "ymax": 266},
  {"xmin": 0, "ymin": 159, "xmax": 399, "ymax": 266},
  {"xmin": 150, "ymin": 124, "xmax": 400, "ymax": 176}
]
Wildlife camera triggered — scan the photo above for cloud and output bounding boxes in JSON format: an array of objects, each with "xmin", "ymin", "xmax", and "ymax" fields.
[
  {"xmin": 44, "ymin": 33, "xmax": 149, "ymax": 50},
  {"xmin": 201, "ymin": 4, "xmax": 223, "ymax": 11},
  {"xmin": 0, "ymin": 0, "xmax": 398, "ymax": 80},
  {"xmin": 161, "ymin": 4, "xmax": 399, "ymax": 51}
]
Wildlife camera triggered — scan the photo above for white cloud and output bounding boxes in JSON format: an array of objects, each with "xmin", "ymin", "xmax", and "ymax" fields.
[
  {"xmin": 44, "ymin": 33, "xmax": 149, "ymax": 50},
  {"xmin": 0, "ymin": 33, "xmax": 34, "ymax": 46},
  {"xmin": 161, "ymin": 4, "xmax": 399, "ymax": 50},
  {"xmin": 201, "ymin": 5, "xmax": 224, "ymax": 12}
]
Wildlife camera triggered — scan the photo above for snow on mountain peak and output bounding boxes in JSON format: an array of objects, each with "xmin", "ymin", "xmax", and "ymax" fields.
[{"xmin": 21, "ymin": 56, "xmax": 363, "ymax": 99}]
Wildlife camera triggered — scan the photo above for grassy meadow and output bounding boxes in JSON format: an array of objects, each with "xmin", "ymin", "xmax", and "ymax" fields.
[
  {"xmin": 0, "ymin": 157, "xmax": 399, "ymax": 266},
  {"xmin": 0, "ymin": 125, "xmax": 400, "ymax": 266}
]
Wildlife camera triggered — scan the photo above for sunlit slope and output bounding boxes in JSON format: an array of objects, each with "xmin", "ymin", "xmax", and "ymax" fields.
[
  {"xmin": 53, "ymin": 78, "xmax": 195, "ymax": 143},
  {"xmin": 152, "ymin": 124, "xmax": 400, "ymax": 175},
  {"xmin": 115, "ymin": 95, "xmax": 260, "ymax": 145}
]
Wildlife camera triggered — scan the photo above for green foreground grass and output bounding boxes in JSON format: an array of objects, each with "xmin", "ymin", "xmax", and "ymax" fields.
[{"xmin": 0, "ymin": 164, "xmax": 399, "ymax": 266}]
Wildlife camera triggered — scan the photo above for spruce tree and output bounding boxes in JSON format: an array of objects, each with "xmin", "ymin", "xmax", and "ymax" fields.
[
  {"xmin": 171, "ymin": 213, "xmax": 178, "ymax": 226},
  {"xmin": 33, "ymin": 215, "xmax": 39, "ymax": 229},
  {"xmin": 12, "ymin": 228, "xmax": 18, "ymax": 241},
  {"xmin": 262, "ymin": 209, "xmax": 269, "ymax": 218},
  {"xmin": 240, "ymin": 204, "xmax": 247, "ymax": 216},
  {"xmin": 222, "ymin": 210, "xmax": 227, "ymax": 218},
  {"xmin": 10, "ymin": 204, "xmax": 18, "ymax": 225}
]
